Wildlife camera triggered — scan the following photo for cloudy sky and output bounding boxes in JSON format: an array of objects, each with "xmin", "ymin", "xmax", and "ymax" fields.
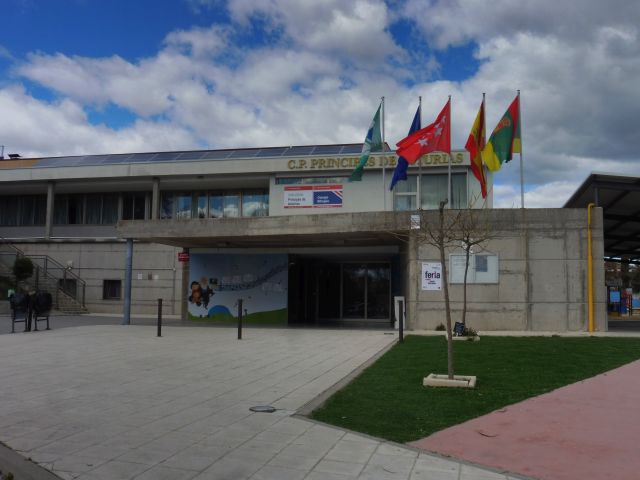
[{"xmin": 1, "ymin": 0, "xmax": 639, "ymax": 207}]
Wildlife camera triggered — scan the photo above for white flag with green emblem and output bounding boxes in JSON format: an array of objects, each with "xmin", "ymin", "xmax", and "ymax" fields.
[{"xmin": 349, "ymin": 103, "xmax": 383, "ymax": 182}]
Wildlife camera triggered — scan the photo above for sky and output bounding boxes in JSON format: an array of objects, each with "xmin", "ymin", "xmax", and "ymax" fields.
[{"xmin": 1, "ymin": 0, "xmax": 639, "ymax": 208}]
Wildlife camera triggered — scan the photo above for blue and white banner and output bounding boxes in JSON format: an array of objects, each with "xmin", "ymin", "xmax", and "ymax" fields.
[{"xmin": 284, "ymin": 184, "xmax": 343, "ymax": 208}]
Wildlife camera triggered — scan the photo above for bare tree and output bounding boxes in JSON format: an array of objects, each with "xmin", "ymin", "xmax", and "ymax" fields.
[
  {"xmin": 455, "ymin": 208, "xmax": 493, "ymax": 327},
  {"xmin": 412, "ymin": 201, "xmax": 462, "ymax": 379}
]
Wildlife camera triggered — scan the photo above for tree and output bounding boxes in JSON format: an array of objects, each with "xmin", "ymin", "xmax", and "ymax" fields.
[
  {"xmin": 12, "ymin": 256, "xmax": 34, "ymax": 288},
  {"xmin": 412, "ymin": 201, "xmax": 462, "ymax": 379},
  {"xmin": 455, "ymin": 208, "xmax": 493, "ymax": 327}
]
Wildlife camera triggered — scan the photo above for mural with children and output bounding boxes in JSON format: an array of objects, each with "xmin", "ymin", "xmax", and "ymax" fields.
[{"xmin": 188, "ymin": 253, "xmax": 288, "ymax": 325}]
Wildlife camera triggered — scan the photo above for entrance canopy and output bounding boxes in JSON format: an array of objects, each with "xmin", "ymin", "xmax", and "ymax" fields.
[{"xmin": 564, "ymin": 173, "xmax": 640, "ymax": 263}]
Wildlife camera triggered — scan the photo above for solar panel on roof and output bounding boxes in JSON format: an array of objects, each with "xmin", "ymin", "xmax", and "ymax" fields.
[
  {"xmin": 256, "ymin": 147, "xmax": 288, "ymax": 157},
  {"xmin": 202, "ymin": 150, "xmax": 233, "ymax": 159},
  {"xmin": 285, "ymin": 146, "xmax": 315, "ymax": 156},
  {"xmin": 311, "ymin": 145, "xmax": 343, "ymax": 155},
  {"xmin": 229, "ymin": 149, "xmax": 259, "ymax": 158},
  {"xmin": 340, "ymin": 145, "xmax": 363, "ymax": 154},
  {"xmin": 176, "ymin": 151, "xmax": 208, "ymax": 160},
  {"xmin": 129, "ymin": 153, "xmax": 157, "ymax": 162},
  {"xmin": 104, "ymin": 154, "xmax": 135, "ymax": 163},
  {"xmin": 151, "ymin": 152, "xmax": 181, "ymax": 161}
]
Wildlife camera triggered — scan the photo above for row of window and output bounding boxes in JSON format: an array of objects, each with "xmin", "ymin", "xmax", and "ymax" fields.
[
  {"xmin": 0, "ymin": 196, "xmax": 47, "ymax": 226},
  {"xmin": 160, "ymin": 190, "xmax": 269, "ymax": 219},
  {"xmin": 0, "ymin": 174, "xmax": 468, "ymax": 227}
]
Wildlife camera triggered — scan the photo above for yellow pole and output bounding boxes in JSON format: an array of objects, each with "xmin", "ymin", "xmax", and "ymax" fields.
[{"xmin": 587, "ymin": 203, "xmax": 595, "ymax": 332}]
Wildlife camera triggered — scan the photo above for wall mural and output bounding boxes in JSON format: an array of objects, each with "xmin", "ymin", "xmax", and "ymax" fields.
[{"xmin": 188, "ymin": 253, "xmax": 288, "ymax": 325}]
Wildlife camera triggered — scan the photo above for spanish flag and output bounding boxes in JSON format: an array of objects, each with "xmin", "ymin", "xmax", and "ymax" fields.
[
  {"xmin": 465, "ymin": 99, "xmax": 487, "ymax": 198},
  {"xmin": 482, "ymin": 95, "xmax": 521, "ymax": 172}
]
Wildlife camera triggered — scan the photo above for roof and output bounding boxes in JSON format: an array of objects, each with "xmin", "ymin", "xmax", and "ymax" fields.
[
  {"xmin": 0, "ymin": 143, "xmax": 388, "ymax": 169},
  {"xmin": 564, "ymin": 173, "xmax": 640, "ymax": 263}
]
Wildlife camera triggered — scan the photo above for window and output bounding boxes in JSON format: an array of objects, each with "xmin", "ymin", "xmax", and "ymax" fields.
[
  {"xmin": 54, "ymin": 195, "xmax": 85, "ymax": 225},
  {"xmin": 175, "ymin": 193, "xmax": 192, "ymax": 219},
  {"xmin": 103, "ymin": 280, "xmax": 121, "ymax": 300},
  {"xmin": 393, "ymin": 176, "xmax": 417, "ymax": 211},
  {"xmin": 19, "ymin": 196, "xmax": 46, "ymax": 226},
  {"xmin": 122, "ymin": 194, "xmax": 146, "ymax": 220},
  {"xmin": 194, "ymin": 193, "xmax": 207, "ymax": 219},
  {"xmin": 162, "ymin": 190, "xmax": 269, "ymax": 219},
  {"xmin": 242, "ymin": 191, "xmax": 269, "ymax": 217},
  {"xmin": 393, "ymin": 173, "xmax": 467, "ymax": 211},
  {"xmin": 161, "ymin": 193, "xmax": 174, "ymax": 219},
  {"xmin": 0, "ymin": 196, "xmax": 19, "ymax": 226}
]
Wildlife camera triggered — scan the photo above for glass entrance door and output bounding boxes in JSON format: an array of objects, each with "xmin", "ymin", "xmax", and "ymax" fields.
[{"xmin": 341, "ymin": 263, "xmax": 390, "ymax": 321}]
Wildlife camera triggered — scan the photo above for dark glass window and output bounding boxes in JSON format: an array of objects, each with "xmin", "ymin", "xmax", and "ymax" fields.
[
  {"xmin": 103, "ymin": 280, "xmax": 121, "ymax": 300},
  {"xmin": 123, "ymin": 194, "xmax": 146, "ymax": 220}
]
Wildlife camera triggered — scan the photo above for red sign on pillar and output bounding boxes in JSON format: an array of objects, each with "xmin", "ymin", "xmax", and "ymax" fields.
[{"xmin": 178, "ymin": 252, "xmax": 190, "ymax": 263}]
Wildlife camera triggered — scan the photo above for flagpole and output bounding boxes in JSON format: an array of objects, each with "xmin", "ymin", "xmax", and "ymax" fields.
[
  {"xmin": 381, "ymin": 96, "xmax": 386, "ymax": 211},
  {"xmin": 418, "ymin": 96, "xmax": 422, "ymax": 208},
  {"xmin": 447, "ymin": 95, "xmax": 452, "ymax": 209},
  {"xmin": 518, "ymin": 90, "xmax": 524, "ymax": 209},
  {"xmin": 482, "ymin": 92, "xmax": 487, "ymax": 209}
]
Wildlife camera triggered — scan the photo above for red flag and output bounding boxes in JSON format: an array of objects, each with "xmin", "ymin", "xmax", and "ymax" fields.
[
  {"xmin": 396, "ymin": 100, "xmax": 450, "ymax": 164},
  {"xmin": 465, "ymin": 99, "xmax": 487, "ymax": 198}
]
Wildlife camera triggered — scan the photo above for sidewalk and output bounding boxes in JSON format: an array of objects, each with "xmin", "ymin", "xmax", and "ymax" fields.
[
  {"xmin": 0, "ymin": 325, "xmax": 518, "ymax": 480},
  {"xmin": 410, "ymin": 359, "xmax": 640, "ymax": 480}
]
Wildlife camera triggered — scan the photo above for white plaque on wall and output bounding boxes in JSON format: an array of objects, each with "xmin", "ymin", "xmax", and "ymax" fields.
[{"xmin": 421, "ymin": 262, "xmax": 442, "ymax": 290}]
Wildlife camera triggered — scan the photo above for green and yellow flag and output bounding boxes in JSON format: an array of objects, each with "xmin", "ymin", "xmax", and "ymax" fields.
[
  {"xmin": 482, "ymin": 95, "xmax": 521, "ymax": 172},
  {"xmin": 349, "ymin": 103, "xmax": 383, "ymax": 182}
]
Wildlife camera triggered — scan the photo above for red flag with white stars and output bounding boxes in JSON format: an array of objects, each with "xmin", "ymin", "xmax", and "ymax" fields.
[{"xmin": 396, "ymin": 99, "xmax": 450, "ymax": 164}]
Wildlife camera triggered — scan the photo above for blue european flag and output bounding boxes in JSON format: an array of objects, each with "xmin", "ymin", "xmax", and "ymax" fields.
[{"xmin": 389, "ymin": 105, "xmax": 421, "ymax": 190}]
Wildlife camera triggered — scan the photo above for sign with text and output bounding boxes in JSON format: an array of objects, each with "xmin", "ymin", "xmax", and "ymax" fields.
[
  {"xmin": 284, "ymin": 185, "xmax": 343, "ymax": 208},
  {"xmin": 178, "ymin": 252, "xmax": 190, "ymax": 262},
  {"xmin": 421, "ymin": 262, "xmax": 442, "ymax": 291}
]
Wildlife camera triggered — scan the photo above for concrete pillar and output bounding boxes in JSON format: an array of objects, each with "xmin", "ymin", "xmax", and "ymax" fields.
[
  {"xmin": 181, "ymin": 247, "xmax": 190, "ymax": 322},
  {"xmin": 45, "ymin": 181, "xmax": 55, "ymax": 239},
  {"xmin": 407, "ymin": 234, "xmax": 419, "ymax": 329},
  {"xmin": 122, "ymin": 238, "xmax": 133, "ymax": 325},
  {"xmin": 151, "ymin": 177, "xmax": 160, "ymax": 220}
]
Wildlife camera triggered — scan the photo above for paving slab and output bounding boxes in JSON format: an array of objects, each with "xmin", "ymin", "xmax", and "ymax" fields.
[
  {"xmin": 0, "ymin": 325, "xmax": 514, "ymax": 480},
  {"xmin": 411, "ymin": 359, "xmax": 640, "ymax": 480}
]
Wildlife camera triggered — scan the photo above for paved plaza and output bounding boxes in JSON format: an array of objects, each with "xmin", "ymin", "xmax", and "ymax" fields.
[{"xmin": 0, "ymin": 324, "xmax": 519, "ymax": 480}]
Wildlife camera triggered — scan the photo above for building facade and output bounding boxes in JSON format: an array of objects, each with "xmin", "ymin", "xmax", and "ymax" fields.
[{"xmin": 0, "ymin": 146, "xmax": 606, "ymax": 331}]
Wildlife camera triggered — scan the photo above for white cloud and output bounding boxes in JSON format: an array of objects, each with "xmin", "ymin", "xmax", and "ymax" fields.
[
  {"xmin": 228, "ymin": 0, "xmax": 401, "ymax": 64},
  {"xmin": 2, "ymin": 0, "xmax": 639, "ymax": 209},
  {"xmin": 0, "ymin": 85, "xmax": 197, "ymax": 157}
]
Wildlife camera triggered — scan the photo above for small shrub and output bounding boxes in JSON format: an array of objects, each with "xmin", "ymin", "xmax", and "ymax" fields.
[
  {"xmin": 464, "ymin": 326, "xmax": 478, "ymax": 337},
  {"xmin": 435, "ymin": 323, "xmax": 446, "ymax": 331},
  {"xmin": 12, "ymin": 256, "xmax": 34, "ymax": 285}
]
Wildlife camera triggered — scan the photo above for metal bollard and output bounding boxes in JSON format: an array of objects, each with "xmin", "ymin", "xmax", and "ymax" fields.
[
  {"xmin": 398, "ymin": 299, "xmax": 404, "ymax": 343},
  {"xmin": 237, "ymin": 299, "xmax": 243, "ymax": 340},
  {"xmin": 157, "ymin": 298, "xmax": 162, "ymax": 337}
]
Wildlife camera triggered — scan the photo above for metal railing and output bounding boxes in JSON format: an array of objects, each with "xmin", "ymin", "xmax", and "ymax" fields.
[{"xmin": 0, "ymin": 237, "xmax": 86, "ymax": 308}]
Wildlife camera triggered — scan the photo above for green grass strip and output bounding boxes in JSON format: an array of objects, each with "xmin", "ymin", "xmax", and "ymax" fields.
[{"xmin": 311, "ymin": 335, "xmax": 640, "ymax": 443}]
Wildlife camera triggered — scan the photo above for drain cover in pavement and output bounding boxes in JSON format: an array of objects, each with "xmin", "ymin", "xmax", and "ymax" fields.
[{"xmin": 250, "ymin": 405, "xmax": 276, "ymax": 413}]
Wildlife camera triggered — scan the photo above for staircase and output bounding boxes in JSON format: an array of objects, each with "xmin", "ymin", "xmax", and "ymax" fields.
[{"xmin": 0, "ymin": 238, "xmax": 89, "ymax": 314}]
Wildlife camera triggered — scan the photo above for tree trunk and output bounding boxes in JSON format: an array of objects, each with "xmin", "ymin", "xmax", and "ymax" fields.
[
  {"xmin": 439, "ymin": 203, "xmax": 454, "ymax": 379},
  {"xmin": 462, "ymin": 247, "xmax": 470, "ymax": 326}
]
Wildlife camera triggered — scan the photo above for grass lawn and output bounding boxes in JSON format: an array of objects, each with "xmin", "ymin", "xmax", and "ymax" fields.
[{"xmin": 311, "ymin": 335, "xmax": 640, "ymax": 443}]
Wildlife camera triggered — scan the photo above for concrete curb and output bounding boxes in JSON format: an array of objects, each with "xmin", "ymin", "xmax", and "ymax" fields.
[{"xmin": 0, "ymin": 442, "xmax": 62, "ymax": 480}]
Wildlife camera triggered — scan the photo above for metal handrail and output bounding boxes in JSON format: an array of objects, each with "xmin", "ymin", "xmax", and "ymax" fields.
[{"xmin": 0, "ymin": 236, "xmax": 87, "ymax": 307}]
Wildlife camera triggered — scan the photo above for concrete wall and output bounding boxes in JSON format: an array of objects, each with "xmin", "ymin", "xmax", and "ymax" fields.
[
  {"xmin": 405, "ymin": 208, "xmax": 607, "ymax": 332},
  {"xmin": 12, "ymin": 241, "xmax": 182, "ymax": 315}
]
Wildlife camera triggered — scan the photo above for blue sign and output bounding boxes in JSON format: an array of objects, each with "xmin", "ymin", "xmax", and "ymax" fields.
[
  {"xmin": 314, "ymin": 190, "xmax": 342, "ymax": 206},
  {"xmin": 610, "ymin": 291, "xmax": 621, "ymax": 303}
]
